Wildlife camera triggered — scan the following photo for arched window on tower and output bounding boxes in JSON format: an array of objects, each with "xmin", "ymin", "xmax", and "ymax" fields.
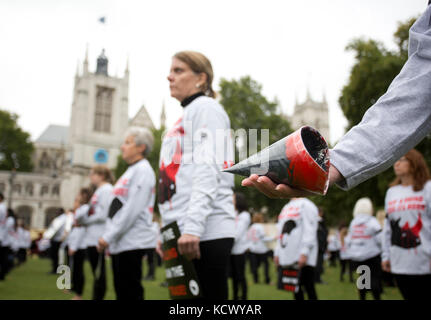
[
  {"xmin": 13, "ymin": 184, "xmax": 22, "ymax": 195},
  {"xmin": 94, "ymin": 86, "xmax": 114, "ymax": 133},
  {"xmin": 40, "ymin": 185, "xmax": 49, "ymax": 197},
  {"xmin": 39, "ymin": 151, "xmax": 50, "ymax": 169},
  {"xmin": 52, "ymin": 184, "xmax": 60, "ymax": 196},
  {"xmin": 25, "ymin": 183, "xmax": 34, "ymax": 196}
]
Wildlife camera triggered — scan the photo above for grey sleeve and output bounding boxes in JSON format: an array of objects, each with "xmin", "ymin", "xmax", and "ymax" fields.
[{"xmin": 331, "ymin": 6, "xmax": 431, "ymax": 190}]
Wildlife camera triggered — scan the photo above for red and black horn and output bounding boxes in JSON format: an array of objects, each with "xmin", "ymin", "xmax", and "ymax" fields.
[{"xmin": 223, "ymin": 126, "xmax": 330, "ymax": 195}]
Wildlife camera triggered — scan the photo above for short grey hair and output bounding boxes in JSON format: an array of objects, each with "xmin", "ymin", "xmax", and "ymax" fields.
[{"xmin": 125, "ymin": 126, "xmax": 154, "ymax": 157}]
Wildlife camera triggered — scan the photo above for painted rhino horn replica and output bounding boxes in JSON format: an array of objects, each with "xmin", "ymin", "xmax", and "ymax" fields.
[{"xmin": 223, "ymin": 126, "xmax": 330, "ymax": 195}]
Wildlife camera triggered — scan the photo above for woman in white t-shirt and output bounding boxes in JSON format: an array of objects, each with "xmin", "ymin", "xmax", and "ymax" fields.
[
  {"xmin": 382, "ymin": 149, "xmax": 431, "ymax": 300},
  {"xmin": 338, "ymin": 225, "xmax": 353, "ymax": 283},
  {"xmin": 158, "ymin": 51, "xmax": 235, "ymax": 299},
  {"xmin": 348, "ymin": 197, "xmax": 382, "ymax": 300},
  {"xmin": 248, "ymin": 213, "xmax": 273, "ymax": 284},
  {"xmin": 68, "ymin": 187, "xmax": 92, "ymax": 300},
  {"xmin": 230, "ymin": 193, "xmax": 251, "ymax": 300}
]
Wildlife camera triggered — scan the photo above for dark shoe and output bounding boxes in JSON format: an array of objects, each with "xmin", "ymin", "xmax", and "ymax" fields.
[{"xmin": 144, "ymin": 275, "xmax": 155, "ymax": 281}]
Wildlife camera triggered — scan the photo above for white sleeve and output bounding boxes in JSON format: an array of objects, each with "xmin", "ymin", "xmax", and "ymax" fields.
[
  {"xmin": 372, "ymin": 218, "xmax": 383, "ymax": 248},
  {"xmin": 102, "ymin": 171, "xmax": 154, "ymax": 245},
  {"xmin": 274, "ymin": 215, "xmax": 283, "ymax": 258},
  {"xmin": 299, "ymin": 202, "xmax": 318, "ymax": 257},
  {"xmin": 79, "ymin": 189, "xmax": 111, "ymax": 226},
  {"xmin": 424, "ymin": 181, "xmax": 431, "ymax": 218},
  {"xmin": 74, "ymin": 205, "xmax": 90, "ymax": 225},
  {"xmin": 26, "ymin": 232, "xmax": 32, "ymax": 248},
  {"xmin": 330, "ymin": 6, "xmax": 431, "ymax": 190},
  {"xmin": 234, "ymin": 213, "xmax": 250, "ymax": 241},
  {"xmin": 344, "ymin": 231, "xmax": 352, "ymax": 251},
  {"xmin": 68, "ymin": 227, "xmax": 84, "ymax": 251},
  {"xmin": 183, "ymin": 104, "xmax": 223, "ymax": 237}
]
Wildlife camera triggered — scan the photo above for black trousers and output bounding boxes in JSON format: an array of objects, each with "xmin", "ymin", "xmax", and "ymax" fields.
[
  {"xmin": 250, "ymin": 252, "xmax": 270, "ymax": 284},
  {"xmin": 329, "ymin": 250, "xmax": 339, "ymax": 267},
  {"xmin": 111, "ymin": 249, "xmax": 145, "ymax": 300},
  {"xmin": 17, "ymin": 248, "xmax": 27, "ymax": 265},
  {"xmin": 295, "ymin": 266, "xmax": 318, "ymax": 300},
  {"xmin": 315, "ymin": 251, "xmax": 325, "ymax": 282},
  {"xmin": 142, "ymin": 248, "xmax": 155, "ymax": 278},
  {"xmin": 87, "ymin": 246, "xmax": 106, "ymax": 300},
  {"xmin": 340, "ymin": 259, "xmax": 354, "ymax": 282},
  {"xmin": 70, "ymin": 249, "xmax": 86, "ymax": 296},
  {"xmin": 351, "ymin": 255, "xmax": 382, "ymax": 300},
  {"xmin": 192, "ymin": 238, "xmax": 233, "ymax": 300},
  {"xmin": 4, "ymin": 247, "xmax": 13, "ymax": 274},
  {"xmin": 0, "ymin": 245, "xmax": 7, "ymax": 280},
  {"xmin": 50, "ymin": 240, "xmax": 61, "ymax": 273},
  {"xmin": 230, "ymin": 254, "xmax": 248, "ymax": 300},
  {"xmin": 394, "ymin": 273, "xmax": 431, "ymax": 300}
]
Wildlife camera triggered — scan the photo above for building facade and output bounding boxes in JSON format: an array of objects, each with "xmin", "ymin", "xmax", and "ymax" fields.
[
  {"xmin": 289, "ymin": 91, "xmax": 330, "ymax": 143},
  {"xmin": 0, "ymin": 47, "xmax": 154, "ymax": 230}
]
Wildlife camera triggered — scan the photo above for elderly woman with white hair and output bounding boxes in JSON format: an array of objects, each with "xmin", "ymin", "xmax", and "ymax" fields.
[
  {"xmin": 98, "ymin": 127, "xmax": 156, "ymax": 300},
  {"xmin": 347, "ymin": 197, "xmax": 383, "ymax": 300}
]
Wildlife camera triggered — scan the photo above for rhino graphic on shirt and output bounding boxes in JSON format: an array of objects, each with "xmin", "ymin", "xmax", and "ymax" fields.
[
  {"xmin": 390, "ymin": 213, "xmax": 423, "ymax": 249},
  {"xmin": 280, "ymin": 220, "xmax": 297, "ymax": 248}
]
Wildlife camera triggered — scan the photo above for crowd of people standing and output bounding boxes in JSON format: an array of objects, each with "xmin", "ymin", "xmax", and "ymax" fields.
[
  {"xmin": 0, "ymin": 195, "xmax": 32, "ymax": 281},
  {"xmin": 1, "ymin": 34, "xmax": 431, "ymax": 301}
]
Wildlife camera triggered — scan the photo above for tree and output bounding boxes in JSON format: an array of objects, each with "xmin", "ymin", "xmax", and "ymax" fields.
[
  {"xmin": 0, "ymin": 109, "xmax": 34, "ymax": 172},
  {"xmin": 313, "ymin": 17, "xmax": 423, "ymax": 227},
  {"xmin": 219, "ymin": 76, "xmax": 294, "ymax": 219}
]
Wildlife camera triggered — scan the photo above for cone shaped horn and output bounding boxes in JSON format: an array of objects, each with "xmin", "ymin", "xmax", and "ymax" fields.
[{"xmin": 223, "ymin": 126, "xmax": 330, "ymax": 195}]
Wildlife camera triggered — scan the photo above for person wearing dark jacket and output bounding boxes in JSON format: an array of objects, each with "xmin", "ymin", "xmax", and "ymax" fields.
[{"xmin": 315, "ymin": 208, "xmax": 328, "ymax": 283}]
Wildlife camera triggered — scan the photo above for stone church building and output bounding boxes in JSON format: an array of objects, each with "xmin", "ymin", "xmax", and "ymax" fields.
[
  {"xmin": 0, "ymin": 48, "xmax": 154, "ymax": 230},
  {"xmin": 287, "ymin": 90, "xmax": 330, "ymax": 143}
]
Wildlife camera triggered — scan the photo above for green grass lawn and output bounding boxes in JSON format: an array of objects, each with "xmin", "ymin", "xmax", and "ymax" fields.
[{"xmin": 0, "ymin": 256, "xmax": 402, "ymax": 300}]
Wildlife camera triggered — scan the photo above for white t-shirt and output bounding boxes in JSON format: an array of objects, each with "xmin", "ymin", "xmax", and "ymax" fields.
[
  {"xmin": 76, "ymin": 183, "xmax": 113, "ymax": 248},
  {"xmin": 158, "ymin": 96, "xmax": 235, "ymax": 241},
  {"xmin": 102, "ymin": 158, "xmax": 156, "ymax": 254},
  {"xmin": 274, "ymin": 198, "xmax": 319, "ymax": 267},
  {"xmin": 231, "ymin": 211, "xmax": 251, "ymax": 255},
  {"xmin": 347, "ymin": 214, "xmax": 382, "ymax": 262},
  {"xmin": 382, "ymin": 181, "xmax": 431, "ymax": 275},
  {"xmin": 248, "ymin": 223, "xmax": 272, "ymax": 254}
]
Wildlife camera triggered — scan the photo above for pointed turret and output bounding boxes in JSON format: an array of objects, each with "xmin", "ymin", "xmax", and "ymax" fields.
[
  {"xmin": 96, "ymin": 49, "xmax": 108, "ymax": 76},
  {"xmin": 83, "ymin": 44, "xmax": 89, "ymax": 75},
  {"xmin": 124, "ymin": 55, "xmax": 129, "ymax": 80},
  {"xmin": 75, "ymin": 60, "xmax": 80, "ymax": 78}
]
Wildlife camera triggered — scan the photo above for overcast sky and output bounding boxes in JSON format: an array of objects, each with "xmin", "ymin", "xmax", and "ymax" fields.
[{"xmin": 0, "ymin": 0, "xmax": 427, "ymax": 144}]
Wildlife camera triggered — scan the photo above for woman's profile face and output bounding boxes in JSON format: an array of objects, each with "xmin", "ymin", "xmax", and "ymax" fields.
[
  {"xmin": 167, "ymin": 57, "xmax": 204, "ymax": 102},
  {"xmin": 121, "ymin": 135, "xmax": 145, "ymax": 164},
  {"xmin": 89, "ymin": 171, "xmax": 103, "ymax": 186},
  {"xmin": 394, "ymin": 156, "xmax": 411, "ymax": 178}
]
